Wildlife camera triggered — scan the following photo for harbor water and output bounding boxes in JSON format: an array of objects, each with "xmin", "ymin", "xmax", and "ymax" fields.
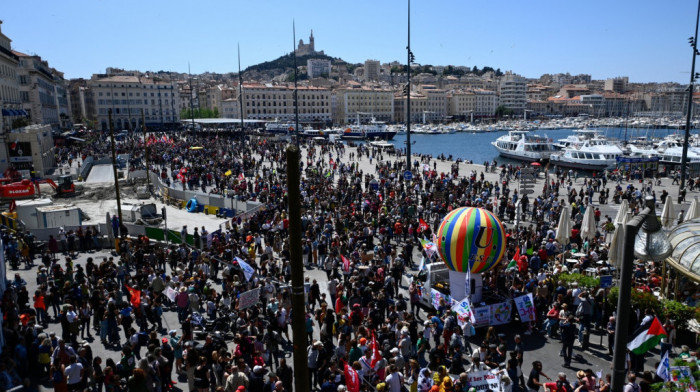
[{"xmin": 387, "ymin": 127, "xmax": 692, "ymax": 166}]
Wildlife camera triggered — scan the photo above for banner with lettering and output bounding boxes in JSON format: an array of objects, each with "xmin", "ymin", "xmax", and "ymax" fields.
[
  {"xmin": 452, "ymin": 297, "xmax": 474, "ymax": 327},
  {"xmin": 466, "ymin": 370, "xmax": 502, "ymax": 392},
  {"xmin": 430, "ymin": 290, "xmax": 451, "ymax": 310},
  {"xmin": 514, "ymin": 293, "xmax": 536, "ymax": 322},
  {"xmin": 238, "ymin": 287, "xmax": 260, "ymax": 310},
  {"xmin": 474, "ymin": 306, "xmax": 491, "ymax": 326}
]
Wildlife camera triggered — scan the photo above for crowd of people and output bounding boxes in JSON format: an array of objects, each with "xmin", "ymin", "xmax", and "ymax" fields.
[{"xmin": 0, "ymin": 130, "xmax": 698, "ymax": 392}]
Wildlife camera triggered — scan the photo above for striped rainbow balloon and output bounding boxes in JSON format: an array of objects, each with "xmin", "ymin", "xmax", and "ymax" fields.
[{"xmin": 436, "ymin": 207, "xmax": 506, "ymax": 274}]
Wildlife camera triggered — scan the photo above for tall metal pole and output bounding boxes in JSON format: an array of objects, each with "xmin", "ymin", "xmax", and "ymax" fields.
[
  {"xmin": 681, "ymin": 0, "xmax": 700, "ymax": 191},
  {"xmin": 611, "ymin": 207, "xmax": 650, "ymax": 391},
  {"xmin": 142, "ymin": 109, "xmax": 151, "ymax": 191},
  {"xmin": 238, "ymin": 43, "xmax": 245, "ymax": 133},
  {"xmin": 406, "ymin": 0, "xmax": 411, "ymax": 171},
  {"xmin": 293, "ymin": 21, "xmax": 300, "ymax": 149},
  {"xmin": 108, "ymin": 109, "xmax": 123, "ymax": 236},
  {"xmin": 188, "ymin": 63, "xmax": 196, "ymax": 132},
  {"xmin": 285, "ymin": 146, "xmax": 309, "ymax": 392}
]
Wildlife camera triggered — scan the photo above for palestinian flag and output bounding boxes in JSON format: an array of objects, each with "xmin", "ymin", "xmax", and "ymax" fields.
[
  {"xmin": 125, "ymin": 285, "xmax": 141, "ymax": 308},
  {"xmin": 507, "ymin": 247, "xmax": 519, "ymax": 270},
  {"xmin": 627, "ymin": 317, "xmax": 666, "ymax": 355}
]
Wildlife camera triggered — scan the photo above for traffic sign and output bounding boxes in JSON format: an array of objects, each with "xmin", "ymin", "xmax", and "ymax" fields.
[
  {"xmin": 520, "ymin": 174, "xmax": 537, "ymax": 181},
  {"xmin": 519, "ymin": 184, "xmax": 536, "ymax": 189},
  {"xmin": 403, "ymin": 171, "xmax": 413, "ymax": 181},
  {"xmin": 520, "ymin": 189, "xmax": 535, "ymax": 195}
]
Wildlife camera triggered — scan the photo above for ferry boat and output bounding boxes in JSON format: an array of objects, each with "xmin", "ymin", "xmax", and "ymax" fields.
[
  {"xmin": 491, "ymin": 130, "xmax": 554, "ymax": 162},
  {"xmin": 553, "ymin": 129, "xmax": 603, "ymax": 150},
  {"xmin": 300, "ymin": 126, "xmax": 341, "ymax": 139},
  {"xmin": 550, "ymin": 138, "xmax": 624, "ymax": 171},
  {"xmin": 265, "ymin": 120, "xmax": 296, "ymax": 135},
  {"xmin": 341, "ymin": 117, "xmax": 396, "ymax": 140}
]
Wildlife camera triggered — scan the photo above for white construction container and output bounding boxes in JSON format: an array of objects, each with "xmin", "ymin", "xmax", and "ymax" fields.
[
  {"xmin": 35, "ymin": 205, "xmax": 82, "ymax": 229},
  {"xmin": 14, "ymin": 198, "xmax": 53, "ymax": 229}
]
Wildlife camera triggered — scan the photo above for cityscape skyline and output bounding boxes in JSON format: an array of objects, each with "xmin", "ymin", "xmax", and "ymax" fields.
[{"xmin": 2, "ymin": 0, "xmax": 696, "ymax": 83}]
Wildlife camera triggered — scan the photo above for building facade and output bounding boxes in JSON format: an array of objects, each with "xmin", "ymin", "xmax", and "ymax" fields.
[
  {"xmin": 364, "ymin": 60, "xmax": 380, "ymax": 82},
  {"xmin": 14, "ymin": 51, "xmax": 69, "ymax": 130},
  {"xmin": 241, "ymin": 83, "xmax": 331, "ymax": 123},
  {"xmin": 88, "ymin": 75, "xmax": 180, "ymax": 131},
  {"xmin": 498, "ymin": 72, "xmax": 527, "ymax": 114},
  {"xmin": 307, "ymin": 59, "xmax": 331, "ymax": 79},
  {"xmin": 333, "ymin": 85, "xmax": 394, "ymax": 124},
  {"xmin": 0, "ymin": 21, "xmax": 22, "ymax": 132}
]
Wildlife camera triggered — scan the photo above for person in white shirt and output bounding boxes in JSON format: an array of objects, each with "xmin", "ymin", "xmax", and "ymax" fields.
[
  {"xmin": 65, "ymin": 355, "xmax": 84, "ymax": 390},
  {"xmin": 384, "ymin": 364, "xmax": 404, "ymax": 392}
]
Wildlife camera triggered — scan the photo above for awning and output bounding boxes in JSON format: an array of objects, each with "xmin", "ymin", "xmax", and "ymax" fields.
[{"xmin": 1, "ymin": 109, "xmax": 27, "ymax": 116}]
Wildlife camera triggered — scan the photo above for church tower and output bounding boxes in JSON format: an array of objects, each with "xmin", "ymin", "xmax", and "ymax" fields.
[{"xmin": 309, "ymin": 30, "xmax": 314, "ymax": 53}]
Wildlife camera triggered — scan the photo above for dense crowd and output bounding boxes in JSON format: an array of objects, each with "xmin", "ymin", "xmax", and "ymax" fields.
[{"xmin": 0, "ymin": 131, "xmax": 698, "ymax": 392}]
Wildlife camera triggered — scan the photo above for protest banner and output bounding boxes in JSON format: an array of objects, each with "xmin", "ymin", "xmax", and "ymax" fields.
[
  {"xmin": 489, "ymin": 301, "xmax": 512, "ymax": 325},
  {"xmin": 238, "ymin": 287, "xmax": 260, "ymax": 310},
  {"xmin": 514, "ymin": 293, "xmax": 536, "ymax": 322},
  {"xmin": 452, "ymin": 297, "xmax": 474, "ymax": 327},
  {"xmin": 474, "ymin": 306, "xmax": 491, "ymax": 327},
  {"xmin": 466, "ymin": 370, "xmax": 502, "ymax": 392}
]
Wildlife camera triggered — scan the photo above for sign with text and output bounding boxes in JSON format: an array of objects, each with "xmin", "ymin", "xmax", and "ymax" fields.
[
  {"xmin": 466, "ymin": 370, "xmax": 502, "ymax": 392},
  {"xmin": 514, "ymin": 293, "xmax": 536, "ymax": 322},
  {"xmin": 238, "ymin": 287, "xmax": 260, "ymax": 310}
]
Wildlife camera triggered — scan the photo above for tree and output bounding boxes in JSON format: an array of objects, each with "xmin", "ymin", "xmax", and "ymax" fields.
[
  {"xmin": 495, "ymin": 105, "xmax": 514, "ymax": 118},
  {"xmin": 213, "ymin": 107, "xmax": 219, "ymax": 118}
]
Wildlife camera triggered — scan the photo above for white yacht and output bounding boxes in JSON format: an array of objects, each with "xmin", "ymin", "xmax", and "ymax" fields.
[
  {"xmin": 550, "ymin": 138, "xmax": 624, "ymax": 171},
  {"xmin": 552, "ymin": 129, "xmax": 602, "ymax": 150},
  {"xmin": 491, "ymin": 130, "xmax": 554, "ymax": 162},
  {"xmin": 658, "ymin": 146, "xmax": 700, "ymax": 166}
]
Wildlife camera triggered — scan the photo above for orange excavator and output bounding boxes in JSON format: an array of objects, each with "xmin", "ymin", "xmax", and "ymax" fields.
[{"xmin": 0, "ymin": 175, "xmax": 77, "ymax": 200}]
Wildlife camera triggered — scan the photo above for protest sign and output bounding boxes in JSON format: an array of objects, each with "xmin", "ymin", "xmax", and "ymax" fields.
[
  {"xmin": 239, "ymin": 288, "xmax": 260, "ymax": 310},
  {"xmin": 466, "ymin": 370, "xmax": 502, "ymax": 392},
  {"xmin": 514, "ymin": 293, "xmax": 536, "ymax": 322}
]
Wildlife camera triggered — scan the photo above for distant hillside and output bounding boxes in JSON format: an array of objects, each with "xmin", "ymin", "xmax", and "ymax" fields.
[{"xmin": 245, "ymin": 52, "xmax": 346, "ymax": 74}]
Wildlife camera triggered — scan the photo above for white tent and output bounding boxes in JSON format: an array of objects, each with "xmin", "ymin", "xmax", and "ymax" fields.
[
  {"xmin": 556, "ymin": 206, "xmax": 571, "ymax": 245},
  {"xmin": 685, "ymin": 197, "xmax": 700, "ymax": 221},
  {"xmin": 580, "ymin": 204, "xmax": 597, "ymax": 240},
  {"xmin": 608, "ymin": 224, "xmax": 626, "ymax": 267},
  {"xmin": 660, "ymin": 195, "xmax": 676, "ymax": 229},
  {"xmin": 614, "ymin": 199, "xmax": 629, "ymax": 227}
]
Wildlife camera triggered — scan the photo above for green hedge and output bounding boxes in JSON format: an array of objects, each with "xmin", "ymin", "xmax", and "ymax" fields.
[
  {"xmin": 606, "ymin": 287, "xmax": 698, "ymax": 331},
  {"xmin": 556, "ymin": 273, "xmax": 600, "ymax": 289}
]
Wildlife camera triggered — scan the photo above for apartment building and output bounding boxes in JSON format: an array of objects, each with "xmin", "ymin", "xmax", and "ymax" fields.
[
  {"xmin": 88, "ymin": 75, "xmax": 180, "ymax": 131},
  {"xmin": 241, "ymin": 83, "xmax": 331, "ymax": 123},
  {"xmin": 333, "ymin": 85, "xmax": 393, "ymax": 124},
  {"xmin": 14, "ymin": 51, "xmax": 70, "ymax": 130},
  {"xmin": 498, "ymin": 72, "xmax": 527, "ymax": 114}
]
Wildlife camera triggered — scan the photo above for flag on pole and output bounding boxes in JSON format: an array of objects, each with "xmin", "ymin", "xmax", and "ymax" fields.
[
  {"xmin": 225, "ymin": 170, "xmax": 232, "ymax": 176},
  {"xmin": 628, "ymin": 317, "xmax": 667, "ymax": 355},
  {"xmin": 418, "ymin": 218, "xmax": 429, "ymax": 233},
  {"xmin": 344, "ymin": 361, "xmax": 360, "ymax": 392},
  {"xmin": 125, "ymin": 285, "xmax": 141, "ymax": 308},
  {"xmin": 370, "ymin": 331, "xmax": 382, "ymax": 367},
  {"xmin": 418, "ymin": 256, "xmax": 426, "ymax": 271},
  {"xmin": 657, "ymin": 350, "xmax": 670, "ymax": 381},
  {"xmin": 420, "ymin": 238, "xmax": 438, "ymax": 259},
  {"xmin": 341, "ymin": 255, "xmax": 350, "ymax": 273},
  {"xmin": 234, "ymin": 257, "xmax": 255, "ymax": 281},
  {"xmin": 238, "ymin": 173, "xmax": 245, "ymax": 181},
  {"xmin": 507, "ymin": 247, "xmax": 520, "ymax": 270}
]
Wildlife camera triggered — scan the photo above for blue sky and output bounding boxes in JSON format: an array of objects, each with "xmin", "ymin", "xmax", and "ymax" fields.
[{"xmin": 1, "ymin": 0, "xmax": 695, "ymax": 83}]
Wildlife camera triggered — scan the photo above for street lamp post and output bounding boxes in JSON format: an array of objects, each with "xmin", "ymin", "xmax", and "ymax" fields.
[
  {"xmin": 680, "ymin": 0, "xmax": 700, "ymax": 191},
  {"xmin": 611, "ymin": 196, "xmax": 673, "ymax": 392}
]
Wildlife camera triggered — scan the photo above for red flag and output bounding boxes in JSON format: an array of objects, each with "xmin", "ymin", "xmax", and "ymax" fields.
[
  {"xmin": 418, "ymin": 218, "xmax": 429, "ymax": 233},
  {"xmin": 125, "ymin": 285, "xmax": 141, "ymax": 308},
  {"xmin": 341, "ymin": 255, "xmax": 350, "ymax": 273},
  {"xmin": 512, "ymin": 247, "xmax": 520, "ymax": 262},
  {"xmin": 344, "ymin": 362, "xmax": 360, "ymax": 392},
  {"xmin": 370, "ymin": 331, "xmax": 382, "ymax": 367}
]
